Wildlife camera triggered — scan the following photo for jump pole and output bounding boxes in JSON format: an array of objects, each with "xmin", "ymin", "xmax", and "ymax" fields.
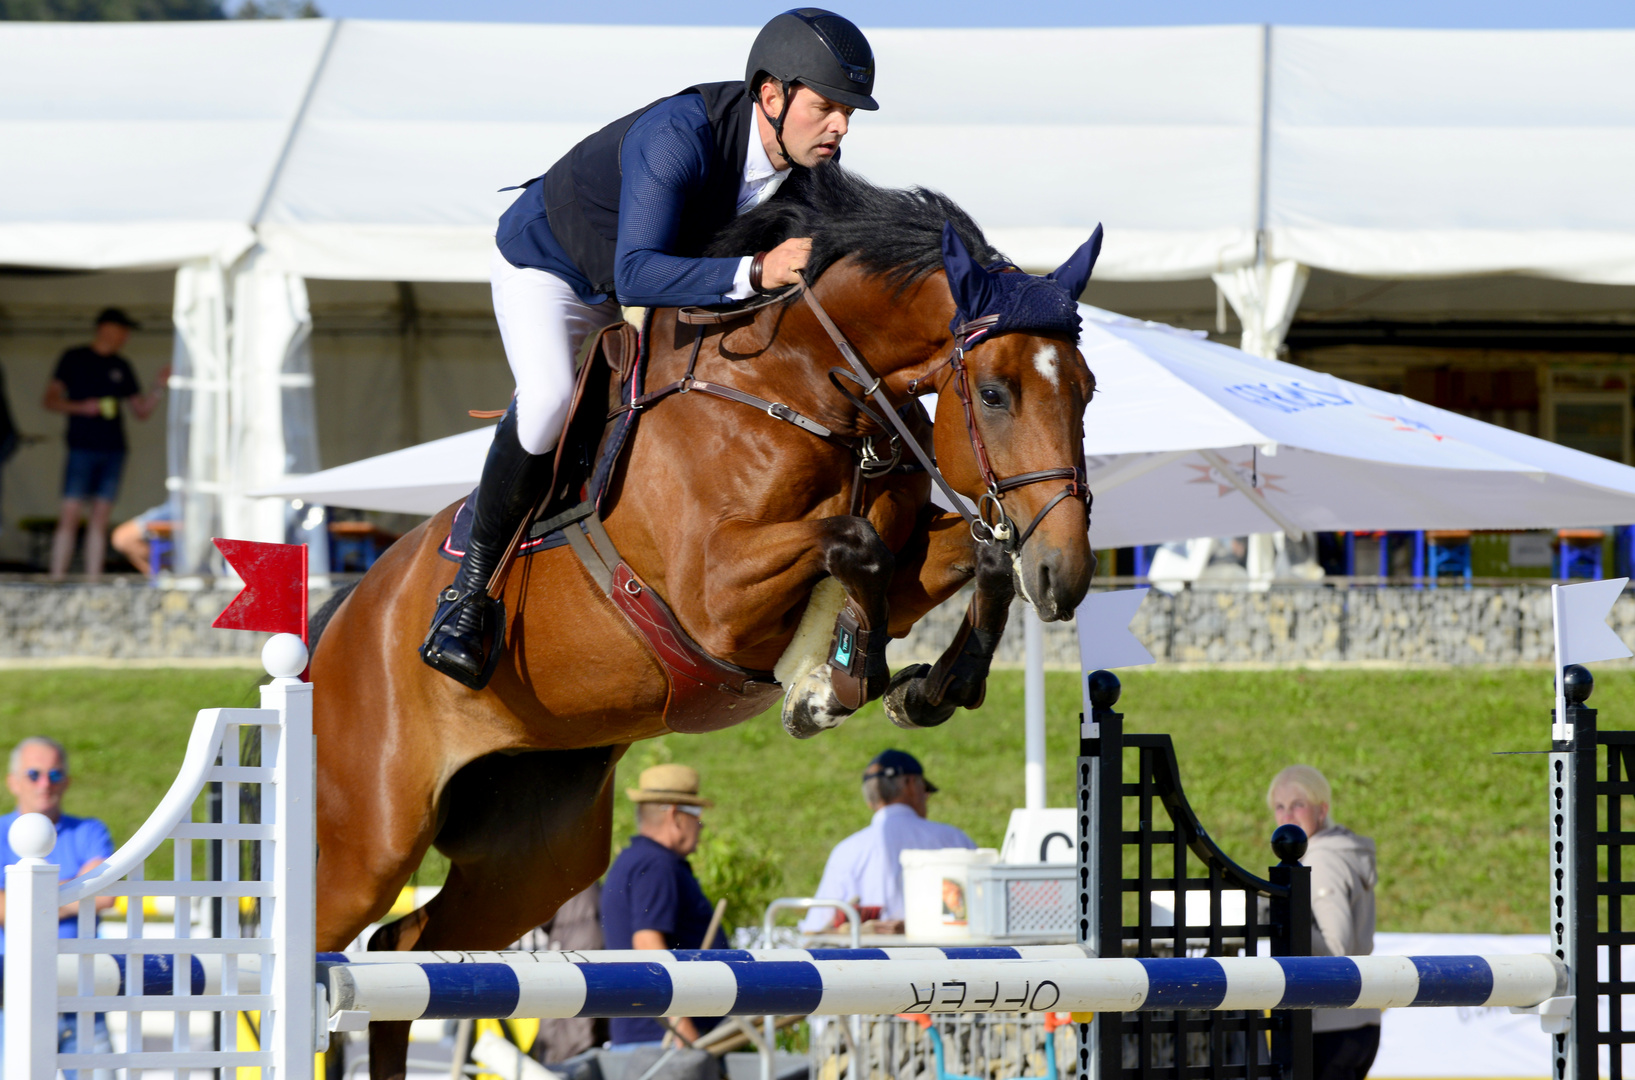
[{"xmin": 315, "ymin": 953, "xmax": 1566, "ymax": 1026}]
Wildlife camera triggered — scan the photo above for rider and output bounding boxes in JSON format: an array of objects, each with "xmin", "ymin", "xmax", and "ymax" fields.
[{"xmin": 422, "ymin": 9, "xmax": 879, "ymax": 688}]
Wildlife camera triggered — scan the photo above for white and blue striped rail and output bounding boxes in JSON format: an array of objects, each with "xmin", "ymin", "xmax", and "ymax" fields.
[{"xmin": 319, "ymin": 952, "xmax": 1567, "ymax": 1023}]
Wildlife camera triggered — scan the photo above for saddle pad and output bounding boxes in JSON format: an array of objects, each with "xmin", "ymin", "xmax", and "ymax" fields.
[
  {"xmin": 439, "ymin": 323, "xmax": 646, "ymax": 565},
  {"xmin": 440, "ymin": 493, "xmax": 569, "ymax": 562}
]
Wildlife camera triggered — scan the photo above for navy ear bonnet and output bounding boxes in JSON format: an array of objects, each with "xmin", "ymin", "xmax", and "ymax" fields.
[{"xmin": 941, "ymin": 222, "xmax": 1103, "ymax": 342}]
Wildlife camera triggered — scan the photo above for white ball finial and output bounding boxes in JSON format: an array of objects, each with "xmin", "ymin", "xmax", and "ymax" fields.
[
  {"xmin": 262, "ymin": 633, "xmax": 309, "ymax": 679},
  {"xmin": 10, "ymin": 813, "xmax": 56, "ymax": 859}
]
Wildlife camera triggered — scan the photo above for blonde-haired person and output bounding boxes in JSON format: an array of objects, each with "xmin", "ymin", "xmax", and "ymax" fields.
[{"xmin": 1268, "ymin": 765, "xmax": 1379, "ymax": 1080}]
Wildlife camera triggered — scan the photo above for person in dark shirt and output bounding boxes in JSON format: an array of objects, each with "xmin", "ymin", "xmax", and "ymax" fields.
[
  {"xmin": 0, "ymin": 362, "xmax": 18, "ymax": 530},
  {"xmin": 41, "ymin": 308, "xmax": 168, "ymax": 581},
  {"xmin": 601, "ymin": 764, "xmax": 727, "ymax": 1048}
]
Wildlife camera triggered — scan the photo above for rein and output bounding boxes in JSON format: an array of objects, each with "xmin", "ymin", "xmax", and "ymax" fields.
[{"xmin": 797, "ymin": 278, "xmax": 1088, "ymax": 552}]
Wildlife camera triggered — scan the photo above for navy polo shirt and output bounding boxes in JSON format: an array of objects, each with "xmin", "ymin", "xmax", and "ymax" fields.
[{"xmin": 601, "ymin": 834, "xmax": 725, "ymax": 1044}]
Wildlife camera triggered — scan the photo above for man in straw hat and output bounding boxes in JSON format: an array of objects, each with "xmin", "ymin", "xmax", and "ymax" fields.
[{"xmin": 601, "ymin": 764, "xmax": 727, "ymax": 1049}]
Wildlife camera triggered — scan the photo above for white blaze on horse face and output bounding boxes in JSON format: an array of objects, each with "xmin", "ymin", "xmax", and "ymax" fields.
[{"xmin": 1032, "ymin": 344, "xmax": 1062, "ymax": 390}]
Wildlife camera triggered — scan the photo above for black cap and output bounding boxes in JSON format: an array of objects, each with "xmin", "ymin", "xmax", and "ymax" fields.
[
  {"xmin": 746, "ymin": 8, "xmax": 878, "ymax": 112},
  {"xmin": 863, "ymin": 749, "xmax": 938, "ymax": 793},
  {"xmin": 95, "ymin": 307, "xmax": 139, "ymax": 330}
]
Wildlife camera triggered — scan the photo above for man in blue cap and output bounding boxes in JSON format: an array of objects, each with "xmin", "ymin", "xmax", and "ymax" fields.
[{"xmin": 802, "ymin": 750, "xmax": 974, "ymax": 932}]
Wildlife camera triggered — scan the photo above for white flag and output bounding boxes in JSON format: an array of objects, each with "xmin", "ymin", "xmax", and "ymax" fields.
[
  {"xmin": 1551, "ymin": 578, "xmax": 1631, "ymax": 740},
  {"xmin": 1076, "ymin": 587, "xmax": 1155, "ymax": 673},
  {"xmin": 1553, "ymin": 578, "xmax": 1632, "ymax": 668},
  {"xmin": 1077, "ymin": 588, "xmax": 1154, "ymax": 730}
]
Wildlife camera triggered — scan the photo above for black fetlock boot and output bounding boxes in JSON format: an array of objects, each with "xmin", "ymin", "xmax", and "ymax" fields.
[{"xmin": 420, "ymin": 406, "xmax": 555, "ymax": 689}]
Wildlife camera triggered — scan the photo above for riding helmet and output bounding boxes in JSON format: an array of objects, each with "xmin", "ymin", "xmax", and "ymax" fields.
[{"xmin": 745, "ymin": 8, "xmax": 878, "ymax": 111}]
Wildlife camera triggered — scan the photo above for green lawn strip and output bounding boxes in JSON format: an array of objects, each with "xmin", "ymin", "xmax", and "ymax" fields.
[{"xmin": 2, "ymin": 665, "xmax": 1619, "ymax": 938}]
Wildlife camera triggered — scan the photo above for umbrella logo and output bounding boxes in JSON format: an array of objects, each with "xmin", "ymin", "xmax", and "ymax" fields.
[
  {"xmin": 1184, "ymin": 459, "xmax": 1287, "ymax": 497},
  {"xmin": 1223, "ymin": 381, "xmax": 1350, "ymax": 414},
  {"xmin": 1371, "ymin": 414, "xmax": 1448, "ymax": 441}
]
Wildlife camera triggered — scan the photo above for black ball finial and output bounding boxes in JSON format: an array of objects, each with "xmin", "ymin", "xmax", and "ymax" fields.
[
  {"xmin": 1087, "ymin": 669, "xmax": 1122, "ymax": 710},
  {"xmin": 1563, "ymin": 664, "xmax": 1594, "ymax": 705},
  {"xmin": 1271, "ymin": 824, "xmax": 1308, "ymax": 865}
]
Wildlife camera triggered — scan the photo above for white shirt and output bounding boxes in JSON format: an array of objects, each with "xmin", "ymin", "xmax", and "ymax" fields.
[
  {"xmin": 800, "ymin": 803, "xmax": 976, "ymax": 931},
  {"xmin": 726, "ymin": 109, "xmax": 791, "ymax": 300}
]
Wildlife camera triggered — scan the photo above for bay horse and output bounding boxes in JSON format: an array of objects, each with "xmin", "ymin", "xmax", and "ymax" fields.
[{"xmin": 308, "ymin": 166, "xmax": 1099, "ymax": 1079}]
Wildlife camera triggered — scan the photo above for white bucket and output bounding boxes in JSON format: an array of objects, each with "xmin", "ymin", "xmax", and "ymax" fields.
[{"xmin": 901, "ymin": 848, "xmax": 999, "ymax": 941}]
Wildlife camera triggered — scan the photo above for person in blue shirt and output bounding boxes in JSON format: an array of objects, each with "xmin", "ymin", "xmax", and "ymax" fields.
[
  {"xmin": 601, "ymin": 764, "xmax": 727, "ymax": 1048},
  {"xmin": 801, "ymin": 749, "xmax": 975, "ymax": 933},
  {"xmin": 422, "ymin": 9, "xmax": 880, "ymax": 688},
  {"xmin": 0, "ymin": 736, "xmax": 118, "ymax": 1073}
]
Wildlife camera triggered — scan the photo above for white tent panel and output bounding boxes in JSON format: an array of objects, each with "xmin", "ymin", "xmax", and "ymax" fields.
[
  {"xmin": 258, "ymin": 21, "xmax": 759, "ymax": 279},
  {"xmin": 0, "ymin": 20, "xmax": 331, "ymax": 268},
  {"xmin": 1267, "ymin": 27, "xmax": 1635, "ymax": 282},
  {"xmin": 855, "ymin": 25, "xmax": 1263, "ymax": 279},
  {"xmin": 258, "ymin": 21, "xmax": 1263, "ymax": 282}
]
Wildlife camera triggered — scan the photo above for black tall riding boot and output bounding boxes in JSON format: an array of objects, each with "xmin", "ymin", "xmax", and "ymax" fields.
[{"xmin": 420, "ymin": 405, "xmax": 555, "ymax": 689}]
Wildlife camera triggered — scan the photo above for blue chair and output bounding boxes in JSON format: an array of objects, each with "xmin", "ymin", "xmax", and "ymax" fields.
[
  {"xmin": 1558, "ymin": 530, "xmax": 1605, "ymax": 580},
  {"xmin": 1426, "ymin": 530, "xmax": 1472, "ymax": 589}
]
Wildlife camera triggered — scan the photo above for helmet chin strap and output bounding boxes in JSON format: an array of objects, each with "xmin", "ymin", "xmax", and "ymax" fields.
[{"xmin": 758, "ymin": 79, "xmax": 797, "ymax": 166}]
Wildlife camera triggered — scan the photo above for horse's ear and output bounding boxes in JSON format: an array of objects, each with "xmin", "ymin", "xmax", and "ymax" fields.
[
  {"xmin": 941, "ymin": 222, "xmax": 997, "ymax": 319},
  {"xmin": 1048, "ymin": 223, "xmax": 1103, "ymax": 300}
]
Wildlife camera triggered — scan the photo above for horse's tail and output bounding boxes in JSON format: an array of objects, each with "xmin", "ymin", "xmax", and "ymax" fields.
[{"xmin": 308, "ymin": 581, "xmax": 359, "ymax": 658}]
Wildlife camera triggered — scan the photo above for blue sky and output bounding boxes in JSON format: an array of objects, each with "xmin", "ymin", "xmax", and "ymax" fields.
[{"xmin": 313, "ymin": 1, "xmax": 1635, "ymax": 28}]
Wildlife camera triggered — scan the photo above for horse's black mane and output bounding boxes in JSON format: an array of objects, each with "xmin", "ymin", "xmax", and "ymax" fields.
[{"xmin": 705, "ymin": 165, "xmax": 1003, "ymax": 289}]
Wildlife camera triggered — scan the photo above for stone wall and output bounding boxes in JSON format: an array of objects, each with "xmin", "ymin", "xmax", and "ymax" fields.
[
  {"xmin": 890, "ymin": 585, "xmax": 1631, "ymax": 668},
  {"xmin": 2, "ymin": 579, "xmax": 1626, "ymax": 667},
  {"xmin": 0, "ymin": 579, "xmax": 343, "ymax": 662}
]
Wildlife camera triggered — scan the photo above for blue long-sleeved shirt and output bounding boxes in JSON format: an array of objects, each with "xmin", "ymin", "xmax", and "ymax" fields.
[{"xmin": 496, "ymin": 94, "xmax": 749, "ymax": 308}]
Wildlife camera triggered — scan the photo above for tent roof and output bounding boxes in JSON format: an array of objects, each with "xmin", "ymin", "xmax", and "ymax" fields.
[{"xmin": 2, "ymin": 20, "xmax": 1632, "ymax": 284}]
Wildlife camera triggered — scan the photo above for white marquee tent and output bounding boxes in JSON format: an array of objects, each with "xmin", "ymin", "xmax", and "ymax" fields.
[{"xmin": 2, "ymin": 19, "xmax": 1632, "ymax": 569}]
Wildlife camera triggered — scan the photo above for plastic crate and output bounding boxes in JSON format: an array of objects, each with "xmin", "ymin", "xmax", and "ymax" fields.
[{"xmin": 968, "ymin": 863, "xmax": 1076, "ymax": 940}]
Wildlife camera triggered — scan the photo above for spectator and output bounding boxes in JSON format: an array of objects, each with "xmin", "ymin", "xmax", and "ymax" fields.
[
  {"xmin": 801, "ymin": 749, "xmax": 974, "ymax": 933},
  {"xmin": 110, "ymin": 503, "xmax": 173, "ymax": 576},
  {"xmin": 0, "ymin": 736, "xmax": 118, "ymax": 1073},
  {"xmin": 1269, "ymin": 765, "xmax": 1379, "ymax": 1080},
  {"xmin": 42, "ymin": 308, "xmax": 168, "ymax": 581},
  {"xmin": 513, "ymin": 882, "xmax": 607, "ymax": 1065},
  {"xmin": 601, "ymin": 765, "xmax": 725, "ymax": 1049},
  {"xmin": 0, "ymin": 361, "xmax": 17, "ymax": 534}
]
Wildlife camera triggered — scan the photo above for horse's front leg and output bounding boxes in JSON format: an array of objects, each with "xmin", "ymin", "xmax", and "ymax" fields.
[
  {"xmin": 779, "ymin": 514, "xmax": 896, "ymax": 738},
  {"xmin": 883, "ymin": 537, "xmax": 1014, "ymax": 728}
]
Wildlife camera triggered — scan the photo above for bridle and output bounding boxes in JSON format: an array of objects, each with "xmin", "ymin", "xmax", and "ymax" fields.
[
  {"xmin": 656, "ymin": 275, "xmax": 1089, "ymax": 553},
  {"xmin": 796, "ymin": 276, "xmax": 1089, "ymax": 552}
]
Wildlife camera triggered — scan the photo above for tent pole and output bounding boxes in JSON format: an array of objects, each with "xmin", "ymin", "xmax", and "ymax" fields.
[{"xmin": 1025, "ymin": 608, "xmax": 1046, "ymax": 811}]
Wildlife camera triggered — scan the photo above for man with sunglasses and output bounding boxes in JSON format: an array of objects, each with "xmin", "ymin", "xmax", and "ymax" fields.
[{"xmin": 0, "ymin": 736, "xmax": 117, "ymax": 1071}]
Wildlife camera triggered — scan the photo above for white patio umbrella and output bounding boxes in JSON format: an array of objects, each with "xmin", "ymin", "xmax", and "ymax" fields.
[
  {"xmin": 1074, "ymin": 305, "xmax": 1635, "ymax": 548},
  {"xmin": 259, "ymin": 306, "xmax": 1635, "ymax": 537},
  {"xmin": 253, "ymin": 425, "xmax": 492, "ymax": 515}
]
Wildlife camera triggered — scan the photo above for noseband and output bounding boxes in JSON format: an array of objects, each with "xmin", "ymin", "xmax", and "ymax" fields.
[{"xmin": 797, "ymin": 280, "xmax": 1089, "ymax": 552}]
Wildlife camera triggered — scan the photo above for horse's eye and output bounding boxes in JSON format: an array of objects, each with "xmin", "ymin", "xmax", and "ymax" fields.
[{"xmin": 979, "ymin": 387, "xmax": 1006, "ymax": 409}]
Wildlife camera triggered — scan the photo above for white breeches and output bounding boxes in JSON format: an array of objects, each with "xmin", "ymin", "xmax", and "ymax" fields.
[{"xmin": 490, "ymin": 244, "xmax": 623, "ymax": 455}]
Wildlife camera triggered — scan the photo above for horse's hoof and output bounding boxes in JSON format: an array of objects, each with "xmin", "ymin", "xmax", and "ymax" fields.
[
  {"xmin": 882, "ymin": 665, "xmax": 958, "ymax": 729},
  {"xmin": 781, "ymin": 666, "xmax": 852, "ymax": 739}
]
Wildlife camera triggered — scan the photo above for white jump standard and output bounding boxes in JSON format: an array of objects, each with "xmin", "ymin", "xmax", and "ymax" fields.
[{"xmin": 318, "ymin": 953, "xmax": 1567, "ymax": 1025}]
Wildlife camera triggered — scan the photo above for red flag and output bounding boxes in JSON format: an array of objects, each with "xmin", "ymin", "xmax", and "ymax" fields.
[{"xmin": 212, "ymin": 539, "xmax": 308, "ymax": 641}]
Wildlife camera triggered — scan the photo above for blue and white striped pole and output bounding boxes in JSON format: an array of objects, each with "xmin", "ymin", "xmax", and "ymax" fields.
[{"xmin": 320, "ymin": 953, "xmax": 1566, "ymax": 1024}]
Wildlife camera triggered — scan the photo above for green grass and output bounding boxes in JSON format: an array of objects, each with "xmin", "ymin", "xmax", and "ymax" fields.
[{"xmin": 1, "ymin": 664, "xmax": 1614, "ymax": 938}]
